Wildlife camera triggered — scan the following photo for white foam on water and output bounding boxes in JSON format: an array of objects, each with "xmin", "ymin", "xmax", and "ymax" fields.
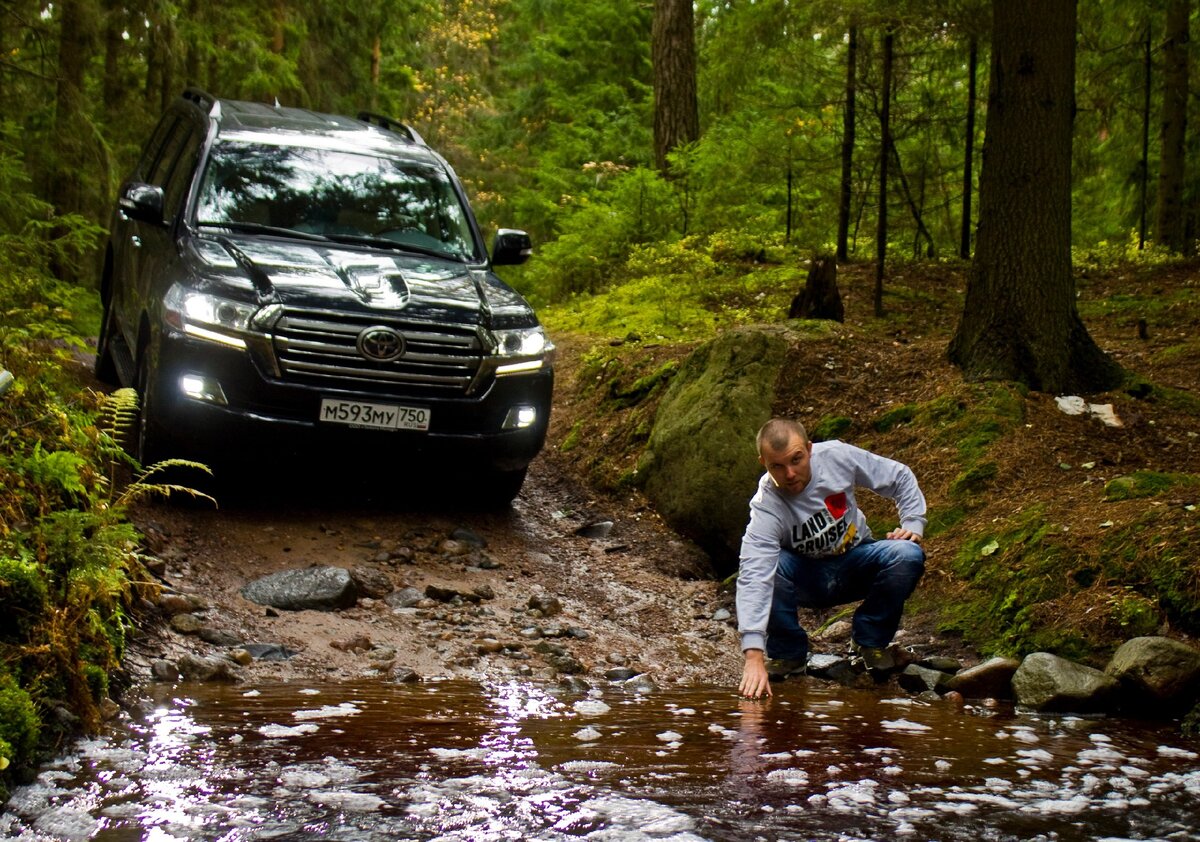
[
  {"xmin": 881, "ymin": 719, "xmax": 931, "ymax": 732},
  {"xmin": 558, "ymin": 760, "xmax": 621, "ymax": 774},
  {"xmin": 766, "ymin": 768, "xmax": 810, "ymax": 786},
  {"xmin": 257, "ymin": 723, "xmax": 320, "ymax": 738},
  {"xmin": 32, "ymin": 807, "xmax": 99, "ymax": 841},
  {"xmin": 656, "ymin": 731, "xmax": 683, "ymax": 742},
  {"xmin": 306, "ymin": 790, "xmax": 387, "ymax": 811},
  {"xmin": 1157, "ymin": 745, "xmax": 1199, "ymax": 759},
  {"xmin": 293, "ymin": 702, "xmax": 363, "ymax": 721},
  {"xmin": 1078, "ymin": 745, "xmax": 1126, "ymax": 764},
  {"xmin": 1020, "ymin": 794, "xmax": 1092, "ymax": 815},
  {"xmin": 574, "ymin": 700, "xmax": 612, "ymax": 717},
  {"xmin": 574, "ymin": 726, "xmax": 603, "ymax": 741},
  {"xmin": 759, "ymin": 751, "xmax": 793, "ymax": 761},
  {"xmin": 429, "ymin": 747, "xmax": 490, "ymax": 760},
  {"xmin": 279, "ymin": 768, "xmax": 332, "ymax": 788}
]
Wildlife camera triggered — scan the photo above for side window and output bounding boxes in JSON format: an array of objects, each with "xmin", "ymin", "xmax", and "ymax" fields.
[
  {"xmin": 134, "ymin": 113, "xmax": 178, "ymax": 181},
  {"xmin": 147, "ymin": 119, "xmax": 189, "ymax": 188},
  {"xmin": 162, "ymin": 131, "xmax": 202, "ymax": 220}
]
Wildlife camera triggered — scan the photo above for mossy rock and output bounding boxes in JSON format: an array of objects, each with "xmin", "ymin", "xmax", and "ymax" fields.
[
  {"xmin": 811, "ymin": 415, "xmax": 852, "ymax": 441},
  {"xmin": 1104, "ymin": 471, "xmax": 1200, "ymax": 501},
  {"xmin": 637, "ymin": 327, "xmax": 790, "ymax": 573}
]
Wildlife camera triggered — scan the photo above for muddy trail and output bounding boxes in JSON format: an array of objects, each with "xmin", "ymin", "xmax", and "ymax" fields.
[{"xmin": 124, "ymin": 451, "xmax": 755, "ymax": 691}]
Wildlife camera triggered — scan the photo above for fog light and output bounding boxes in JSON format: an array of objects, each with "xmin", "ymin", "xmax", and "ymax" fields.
[
  {"xmin": 179, "ymin": 374, "xmax": 228, "ymax": 406},
  {"xmin": 502, "ymin": 405, "xmax": 537, "ymax": 430}
]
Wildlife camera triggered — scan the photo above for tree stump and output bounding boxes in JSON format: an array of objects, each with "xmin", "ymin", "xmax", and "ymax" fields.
[{"xmin": 788, "ymin": 256, "xmax": 844, "ymax": 322}]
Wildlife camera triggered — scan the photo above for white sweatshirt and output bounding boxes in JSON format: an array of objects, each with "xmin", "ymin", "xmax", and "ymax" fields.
[{"xmin": 736, "ymin": 440, "xmax": 927, "ymax": 653}]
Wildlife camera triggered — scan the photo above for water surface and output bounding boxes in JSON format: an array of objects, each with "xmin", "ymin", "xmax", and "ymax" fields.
[{"xmin": 3, "ymin": 679, "xmax": 1199, "ymax": 840}]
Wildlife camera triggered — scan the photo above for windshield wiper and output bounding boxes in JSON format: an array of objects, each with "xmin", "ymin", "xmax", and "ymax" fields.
[
  {"xmin": 322, "ymin": 233, "xmax": 468, "ymax": 262},
  {"xmin": 197, "ymin": 221, "xmax": 331, "ymax": 242}
]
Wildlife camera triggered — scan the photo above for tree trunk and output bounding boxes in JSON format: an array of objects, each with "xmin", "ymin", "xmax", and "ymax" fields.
[
  {"xmin": 874, "ymin": 27, "xmax": 894, "ymax": 317},
  {"xmin": 52, "ymin": 0, "xmax": 98, "ymax": 217},
  {"xmin": 959, "ymin": 36, "xmax": 978, "ymax": 259},
  {"xmin": 837, "ymin": 23, "xmax": 858, "ymax": 263},
  {"xmin": 102, "ymin": 1, "xmax": 123, "ymax": 112},
  {"xmin": 651, "ymin": 0, "xmax": 699, "ymax": 175},
  {"xmin": 948, "ymin": 0, "xmax": 1121, "ymax": 393},
  {"xmin": 1155, "ymin": 0, "xmax": 1190, "ymax": 253},
  {"xmin": 1138, "ymin": 22, "xmax": 1152, "ymax": 250}
]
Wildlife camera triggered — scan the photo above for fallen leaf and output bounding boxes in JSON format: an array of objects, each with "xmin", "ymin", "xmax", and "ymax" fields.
[
  {"xmin": 1100, "ymin": 520, "xmax": 1114, "ymax": 528},
  {"xmin": 980, "ymin": 539, "xmax": 1000, "ymax": 556}
]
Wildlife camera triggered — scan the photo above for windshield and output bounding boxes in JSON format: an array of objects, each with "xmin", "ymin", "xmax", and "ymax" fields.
[{"xmin": 195, "ymin": 141, "xmax": 480, "ymax": 262}]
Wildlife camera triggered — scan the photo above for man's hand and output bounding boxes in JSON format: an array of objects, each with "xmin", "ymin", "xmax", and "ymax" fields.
[
  {"xmin": 739, "ymin": 649, "xmax": 772, "ymax": 699},
  {"xmin": 886, "ymin": 527, "xmax": 922, "ymax": 543}
]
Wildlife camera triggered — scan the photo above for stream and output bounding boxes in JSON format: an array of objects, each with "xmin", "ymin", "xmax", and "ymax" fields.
[{"xmin": 3, "ymin": 678, "xmax": 1199, "ymax": 841}]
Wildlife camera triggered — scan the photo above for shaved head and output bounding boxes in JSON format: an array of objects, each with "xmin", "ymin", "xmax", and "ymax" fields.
[{"xmin": 756, "ymin": 418, "xmax": 809, "ymax": 455}]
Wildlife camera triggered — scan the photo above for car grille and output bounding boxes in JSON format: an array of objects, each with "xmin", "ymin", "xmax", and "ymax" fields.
[{"xmin": 272, "ymin": 308, "xmax": 485, "ymax": 396}]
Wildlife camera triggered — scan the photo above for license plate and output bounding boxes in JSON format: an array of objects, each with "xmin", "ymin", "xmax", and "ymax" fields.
[{"xmin": 319, "ymin": 399, "xmax": 430, "ymax": 431}]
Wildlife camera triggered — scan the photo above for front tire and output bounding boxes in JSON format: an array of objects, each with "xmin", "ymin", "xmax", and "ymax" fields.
[
  {"xmin": 480, "ymin": 467, "xmax": 528, "ymax": 509},
  {"xmin": 134, "ymin": 355, "xmax": 171, "ymax": 468},
  {"xmin": 94, "ymin": 298, "xmax": 120, "ymax": 385}
]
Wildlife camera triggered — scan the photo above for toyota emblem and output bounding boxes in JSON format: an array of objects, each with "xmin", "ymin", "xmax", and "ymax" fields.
[{"xmin": 357, "ymin": 326, "xmax": 405, "ymax": 362}]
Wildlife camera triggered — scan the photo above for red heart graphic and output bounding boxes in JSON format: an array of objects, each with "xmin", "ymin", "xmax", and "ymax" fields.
[{"xmin": 825, "ymin": 492, "xmax": 848, "ymax": 519}]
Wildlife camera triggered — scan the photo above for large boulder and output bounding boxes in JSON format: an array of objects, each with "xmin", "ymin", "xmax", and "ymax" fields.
[
  {"xmin": 1105, "ymin": 636, "xmax": 1200, "ymax": 716},
  {"xmin": 1011, "ymin": 652, "xmax": 1120, "ymax": 714},
  {"xmin": 636, "ymin": 327, "xmax": 790, "ymax": 570}
]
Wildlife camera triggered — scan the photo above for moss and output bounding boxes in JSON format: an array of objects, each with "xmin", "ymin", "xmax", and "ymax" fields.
[
  {"xmin": 937, "ymin": 507, "xmax": 1104, "ymax": 659},
  {"xmin": 0, "ymin": 670, "xmax": 39, "ymax": 777},
  {"xmin": 1123, "ymin": 375, "xmax": 1200, "ymax": 414},
  {"xmin": 1104, "ymin": 471, "xmax": 1200, "ymax": 501},
  {"xmin": 811, "ymin": 415, "xmax": 852, "ymax": 441},
  {"xmin": 1100, "ymin": 510, "xmax": 1200, "ymax": 633},
  {"xmin": 560, "ymin": 420, "xmax": 583, "ymax": 453},
  {"xmin": 873, "ymin": 405, "xmax": 915, "ymax": 433},
  {"xmin": 1184, "ymin": 702, "xmax": 1200, "ymax": 738},
  {"xmin": 924, "ymin": 504, "xmax": 967, "ymax": 538},
  {"xmin": 608, "ymin": 360, "xmax": 679, "ymax": 408},
  {"xmin": 949, "ymin": 462, "xmax": 999, "ymax": 499}
]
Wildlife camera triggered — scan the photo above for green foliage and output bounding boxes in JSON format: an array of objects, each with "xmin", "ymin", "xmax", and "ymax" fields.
[
  {"xmin": 0, "ymin": 135, "xmax": 159, "ymax": 795},
  {"xmin": 1099, "ymin": 509, "xmax": 1200, "ymax": 633},
  {"xmin": 938, "ymin": 508, "xmax": 1101, "ymax": 660},
  {"xmin": 1105, "ymin": 471, "xmax": 1200, "ymax": 501},
  {"xmin": 0, "ymin": 670, "xmax": 39, "ymax": 780},
  {"xmin": 0, "ymin": 555, "xmax": 49, "ymax": 642}
]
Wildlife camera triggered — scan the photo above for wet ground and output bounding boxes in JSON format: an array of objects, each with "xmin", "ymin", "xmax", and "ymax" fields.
[{"xmin": 4, "ymin": 677, "xmax": 1199, "ymax": 841}]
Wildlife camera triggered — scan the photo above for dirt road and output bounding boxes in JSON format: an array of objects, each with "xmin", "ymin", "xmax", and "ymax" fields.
[{"xmin": 125, "ymin": 452, "xmax": 743, "ymax": 689}]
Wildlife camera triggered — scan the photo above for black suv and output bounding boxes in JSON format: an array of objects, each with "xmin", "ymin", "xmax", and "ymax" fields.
[{"xmin": 96, "ymin": 89, "xmax": 553, "ymax": 503}]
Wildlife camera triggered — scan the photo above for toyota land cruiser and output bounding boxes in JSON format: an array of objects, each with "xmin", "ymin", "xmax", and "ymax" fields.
[{"xmin": 95, "ymin": 89, "xmax": 553, "ymax": 504}]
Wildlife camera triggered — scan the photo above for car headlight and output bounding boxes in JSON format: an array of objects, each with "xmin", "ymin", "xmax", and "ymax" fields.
[
  {"xmin": 164, "ymin": 284, "xmax": 257, "ymax": 349},
  {"xmin": 492, "ymin": 326, "xmax": 552, "ymax": 375}
]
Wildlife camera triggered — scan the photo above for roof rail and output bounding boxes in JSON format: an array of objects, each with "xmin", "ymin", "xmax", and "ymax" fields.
[
  {"xmin": 182, "ymin": 87, "xmax": 218, "ymax": 112},
  {"xmin": 357, "ymin": 111, "xmax": 424, "ymax": 145}
]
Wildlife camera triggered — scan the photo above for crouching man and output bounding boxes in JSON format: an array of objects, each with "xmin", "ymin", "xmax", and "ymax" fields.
[{"xmin": 737, "ymin": 418, "xmax": 927, "ymax": 699}]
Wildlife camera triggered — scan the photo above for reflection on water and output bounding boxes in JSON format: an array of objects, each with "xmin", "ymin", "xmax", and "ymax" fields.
[{"xmin": 3, "ymin": 678, "xmax": 1199, "ymax": 840}]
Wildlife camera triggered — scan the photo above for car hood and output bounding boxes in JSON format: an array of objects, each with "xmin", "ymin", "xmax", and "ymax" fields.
[{"xmin": 190, "ymin": 234, "xmax": 535, "ymax": 327}]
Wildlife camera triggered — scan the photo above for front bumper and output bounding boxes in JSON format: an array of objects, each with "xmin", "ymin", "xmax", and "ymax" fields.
[{"xmin": 148, "ymin": 329, "xmax": 553, "ymax": 471}]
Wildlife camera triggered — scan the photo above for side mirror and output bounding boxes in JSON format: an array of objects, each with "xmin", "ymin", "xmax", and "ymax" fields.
[
  {"xmin": 491, "ymin": 229, "xmax": 532, "ymax": 266},
  {"xmin": 118, "ymin": 183, "xmax": 166, "ymax": 225}
]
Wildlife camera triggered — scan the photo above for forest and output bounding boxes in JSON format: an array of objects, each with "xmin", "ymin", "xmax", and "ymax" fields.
[{"xmin": 0, "ymin": 0, "xmax": 1198, "ymax": 792}]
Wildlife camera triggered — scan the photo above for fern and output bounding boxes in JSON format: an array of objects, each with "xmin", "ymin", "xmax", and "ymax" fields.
[
  {"xmin": 95, "ymin": 387, "xmax": 139, "ymax": 456},
  {"xmin": 115, "ymin": 460, "xmax": 217, "ymax": 508}
]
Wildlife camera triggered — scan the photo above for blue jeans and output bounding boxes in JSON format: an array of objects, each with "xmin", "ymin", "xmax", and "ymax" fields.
[{"xmin": 766, "ymin": 539, "xmax": 925, "ymax": 661}]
